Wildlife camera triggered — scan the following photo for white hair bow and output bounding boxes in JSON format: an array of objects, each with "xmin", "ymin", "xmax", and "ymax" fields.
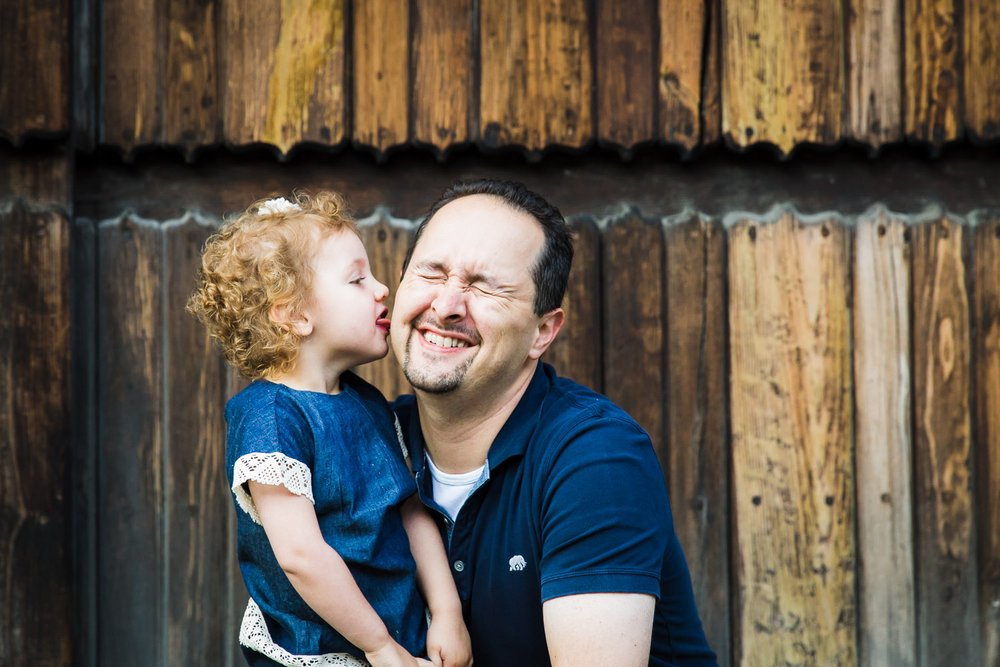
[{"xmin": 258, "ymin": 197, "xmax": 301, "ymax": 216}]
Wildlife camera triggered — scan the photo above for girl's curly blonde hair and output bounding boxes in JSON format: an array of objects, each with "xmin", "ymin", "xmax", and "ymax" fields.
[{"xmin": 187, "ymin": 191, "xmax": 357, "ymax": 379}]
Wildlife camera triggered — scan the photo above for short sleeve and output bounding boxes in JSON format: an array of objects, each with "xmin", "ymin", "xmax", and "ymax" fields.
[
  {"xmin": 226, "ymin": 386, "xmax": 315, "ymax": 524},
  {"xmin": 538, "ymin": 417, "xmax": 671, "ymax": 602}
]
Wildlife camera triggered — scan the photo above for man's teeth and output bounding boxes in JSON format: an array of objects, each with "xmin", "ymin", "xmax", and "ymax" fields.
[{"xmin": 422, "ymin": 331, "xmax": 469, "ymax": 348}]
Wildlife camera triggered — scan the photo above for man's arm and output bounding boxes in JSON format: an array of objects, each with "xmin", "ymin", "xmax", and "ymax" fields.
[{"xmin": 543, "ymin": 593, "xmax": 655, "ymax": 667}]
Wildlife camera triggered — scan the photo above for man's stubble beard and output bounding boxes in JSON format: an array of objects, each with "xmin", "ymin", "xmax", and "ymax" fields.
[{"xmin": 401, "ymin": 336, "xmax": 475, "ymax": 394}]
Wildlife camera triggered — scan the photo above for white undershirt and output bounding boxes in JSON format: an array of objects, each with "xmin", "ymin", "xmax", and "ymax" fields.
[{"xmin": 426, "ymin": 454, "xmax": 485, "ymax": 523}]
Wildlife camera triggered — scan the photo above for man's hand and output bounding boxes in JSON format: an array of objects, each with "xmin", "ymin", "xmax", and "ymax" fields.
[
  {"xmin": 542, "ymin": 593, "xmax": 655, "ymax": 667},
  {"xmin": 426, "ymin": 608, "xmax": 473, "ymax": 667}
]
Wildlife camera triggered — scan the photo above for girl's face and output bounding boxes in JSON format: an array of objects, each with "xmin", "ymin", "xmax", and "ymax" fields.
[{"xmin": 300, "ymin": 228, "xmax": 391, "ymax": 372}]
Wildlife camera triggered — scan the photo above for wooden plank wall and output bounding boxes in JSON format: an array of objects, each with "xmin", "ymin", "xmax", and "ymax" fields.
[{"xmin": 5, "ymin": 0, "xmax": 999, "ymax": 156}]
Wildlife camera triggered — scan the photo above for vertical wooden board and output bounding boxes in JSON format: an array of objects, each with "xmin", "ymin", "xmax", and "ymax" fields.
[
  {"xmin": 904, "ymin": 0, "xmax": 961, "ymax": 147},
  {"xmin": 0, "ymin": 0, "xmax": 70, "ymax": 141},
  {"xmin": 911, "ymin": 218, "xmax": 980, "ymax": 667},
  {"xmin": 97, "ymin": 216, "xmax": 164, "ymax": 666},
  {"xmin": 728, "ymin": 214, "xmax": 856, "ymax": 666},
  {"xmin": 102, "ymin": 0, "xmax": 161, "ymax": 151},
  {"xmin": 353, "ymin": 0, "xmax": 410, "ymax": 155},
  {"xmin": 664, "ymin": 217, "xmax": 729, "ymax": 663},
  {"xmin": 412, "ymin": 0, "xmax": 472, "ymax": 155},
  {"xmin": 847, "ymin": 0, "xmax": 903, "ymax": 147},
  {"xmin": 700, "ymin": 0, "xmax": 722, "ymax": 145},
  {"xmin": 974, "ymin": 216, "xmax": 1000, "ymax": 667},
  {"xmin": 658, "ymin": 0, "xmax": 705, "ymax": 151},
  {"xmin": 221, "ymin": 0, "xmax": 346, "ymax": 153},
  {"xmin": 0, "ymin": 205, "xmax": 73, "ymax": 666},
  {"xmin": 963, "ymin": 2, "xmax": 1000, "ymax": 142},
  {"xmin": 165, "ymin": 0, "xmax": 219, "ymax": 155},
  {"xmin": 356, "ymin": 213, "xmax": 412, "ymax": 399},
  {"xmin": 480, "ymin": 0, "xmax": 592, "ymax": 153},
  {"xmin": 597, "ymin": 0, "xmax": 655, "ymax": 152},
  {"xmin": 545, "ymin": 217, "xmax": 602, "ymax": 392},
  {"xmin": 602, "ymin": 212, "xmax": 665, "ymax": 464},
  {"xmin": 853, "ymin": 210, "xmax": 916, "ymax": 666},
  {"xmin": 164, "ymin": 217, "xmax": 231, "ymax": 665},
  {"xmin": 721, "ymin": 0, "xmax": 843, "ymax": 154}
]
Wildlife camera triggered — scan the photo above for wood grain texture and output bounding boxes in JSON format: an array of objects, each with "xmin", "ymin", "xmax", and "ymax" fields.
[
  {"xmin": 480, "ymin": 0, "xmax": 592, "ymax": 154},
  {"xmin": 658, "ymin": 0, "xmax": 706, "ymax": 151},
  {"xmin": 728, "ymin": 214, "xmax": 856, "ymax": 666},
  {"xmin": 911, "ymin": 217, "xmax": 980, "ymax": 667},
  {"xmin": 0, "ymin": 0, "xmax": 70, "ymax": 141},
  {"xmin": 853, "ymin": 210, "xmax": 915, "ymax": 666},
  {"xmin": 97, "ymin": 216, "xmax": 164, "ymax": 665},
  {"xmin": 700, "ymin": 0, "xmax": 722, "ymax": 146},
  {"xmin": 165, "ymin": 217, "xmax": 231, "ymax": 664},
  {"xmin": 974, "ymin": 215, "xmax": 1000, "ymax": 667},
  {"xmin": 102, "ymin": 0, "xmax": 161, "ymax": 151},
  {"xmin": 602, "ymin": 211, "xmax": 665, "ymax": 465},
  {"xmin": 412, "ymin": 0, "xmax": 471, "ymax": 155},
  {"xmin": 664, "ymin": 216, "xmax": 729, "ymax": 664},
  {"xmin": 904, "ymin": 0, "xmax": 961, "ymax": 147},
  {"xmin": 0, "ymin": 204, "xmax": 73, "ymax": 667},
  {"xmin": 356, "ymin": 213, "xmax": 412, "ymax": 399},
  {"xmin": 165, "ymin": 0, "xmax": 218, "ymax": 155},
  {"xmin": 0, "ymin": 149, "xmax": 72, "ymax": 206},
  {"xmin": 847, "ymin": 0, "xmax": 902, "ymax": 147},
  {"xmin": 221, "ymin": 0, "xmax": 346, "ymax": 154},
  {"xmin": 963, "ymin": 1, "xmax": 1000, "ymax": 142},
  {"xmin": 721, "ymin": 0, "xmax": 843, "ymax": 154},
  {"xmin": 545, "ymin": 217, "xmax": 602, "ymax": 392},
  {"xmin": 597, "ymin": 0, "xmax": 655, "ymax": 152},
  {"xmin": 353, "ymin": 0, "xmax": 410, "ymax": 155}
]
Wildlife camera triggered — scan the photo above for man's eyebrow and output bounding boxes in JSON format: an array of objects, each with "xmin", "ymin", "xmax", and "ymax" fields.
[{"xmin": 413, "ymin": 261, "xmax": 503, "ymax": 288}]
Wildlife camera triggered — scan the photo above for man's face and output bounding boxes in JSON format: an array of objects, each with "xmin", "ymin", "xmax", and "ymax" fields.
[{"xmin": 390, "ymin": 194, "xmax": 546, "ymax": 397}]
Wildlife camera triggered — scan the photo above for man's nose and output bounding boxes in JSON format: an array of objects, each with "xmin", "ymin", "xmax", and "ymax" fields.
[{"xmin": 431, "ymin": 281, "xmax": 466, "ymax": 321}]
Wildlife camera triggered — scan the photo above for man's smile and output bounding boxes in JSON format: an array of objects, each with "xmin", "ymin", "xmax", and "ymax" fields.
[{"xmin": 421, "ymin": 331, "xmax": 470, "ymax": 349}]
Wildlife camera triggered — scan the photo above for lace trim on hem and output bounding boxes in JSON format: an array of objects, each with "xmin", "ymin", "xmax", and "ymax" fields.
[
  {"xmin": 393, "ymin": 414, "xmax": 408, "ymax": 460},
  {"xmin": 232, "ymin": 452, "xmax": 314, "ymax": 525},
  {"xmin": 239, "ymin": 598, "xmax": 370, "ymax": 667}
]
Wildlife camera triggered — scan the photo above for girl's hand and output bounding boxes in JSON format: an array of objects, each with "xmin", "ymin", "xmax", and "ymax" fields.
[
  {"xmin": 364, "ymin": 638, "xmax": 434, "ymax": 667},
  {"xmin": 426, "ymin": 609, "xmax": 473, "ymax": 667}
]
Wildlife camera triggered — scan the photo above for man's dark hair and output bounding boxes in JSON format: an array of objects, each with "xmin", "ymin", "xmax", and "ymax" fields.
[{"xmin": 402, "ymin": 179, "xmax": 574, "ymax": 316}]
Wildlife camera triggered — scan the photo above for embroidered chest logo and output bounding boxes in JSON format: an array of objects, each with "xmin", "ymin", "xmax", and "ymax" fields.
[{"xmin": 508, "ymin": 555, "xmax": 527, "ymax": 572}]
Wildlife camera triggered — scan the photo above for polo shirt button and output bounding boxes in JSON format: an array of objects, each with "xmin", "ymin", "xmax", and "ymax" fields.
[{"xmin": 453, "ymin": 560, "xmax": 465, "ymax": 572}]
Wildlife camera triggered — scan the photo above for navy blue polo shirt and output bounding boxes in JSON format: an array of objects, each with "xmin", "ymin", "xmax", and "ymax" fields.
[{"xmin": 394, "ymin": 363, "xmax": 716, "ymax": 666}]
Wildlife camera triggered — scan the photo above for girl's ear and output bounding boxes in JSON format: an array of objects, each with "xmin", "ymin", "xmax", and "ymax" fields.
[{"xmin": 270, "ymin": 302, "xmax": 313, "ymax": 337}]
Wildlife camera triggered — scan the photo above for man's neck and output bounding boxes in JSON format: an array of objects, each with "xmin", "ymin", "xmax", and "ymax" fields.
[{"xmin": 416, "ymin": 362, "xmax": 538, "ymax": 474}]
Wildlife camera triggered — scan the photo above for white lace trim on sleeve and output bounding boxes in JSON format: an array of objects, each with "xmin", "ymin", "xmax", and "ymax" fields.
[
  {"xmin": 393, "ymin": 414, "xmax": 408, "ymax": 460},
  {"xmin": 239, "ymin": 598, "xmax": 369, "ymax": 666},
  {"xmin": 232, "ymin": 452, "xmax": 314, "ymax": 525}
]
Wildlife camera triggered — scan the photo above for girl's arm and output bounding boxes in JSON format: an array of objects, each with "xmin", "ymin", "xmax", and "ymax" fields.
[
  {"xmin": 249, "ymin": 481, "xmax": 432, "ymax": 667},
  {"xmin": 400, "ymin": 495, "xmax": 473, "ymax": 667}
]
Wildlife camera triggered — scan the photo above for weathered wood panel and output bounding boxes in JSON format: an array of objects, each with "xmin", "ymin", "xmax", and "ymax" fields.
[
  {"xmin": 722, "ymin": 0, "xmax": 843, "ymax": 154},
  {"xmin": 664, "ymin": 216, "xmax": 729, "ymax": 664},
  {"xmin": 602, "ymin": 211, "xmax": 665, "ymax": 464},
  {"xmin": 221, "ymin": 0, "xmax": 346, "ymax": 153},
  {"xmin": 353, "ymin": 0, "xmax": 409, "ymax": 156},
  {"xmin": 480, "ymin": 0, "xmax": 592, "ymax": 154},
  {"xmin": 728, "ymin": 213, "xmax": 856, "ymax": 665},
  {"xmin": 546, "ymin": 217, "xmax": 602, "ymax": 392},
  {"xmin": 596, "ymin": 0, "xmax": 655, "ymax": 152},
  {"xmin": 356, "ymin": 212, "xmax": 412, "ymax": 398},
  {"xmin": 102, "ymin": 0, "xmax": 160, "ymax": 151},
  {"xmin": 165, "ymin": 0, "xmax": 218, "ymax": 155},
  {"xmin": 911, "ymin": 217, "xmax": 980, "ymax": 667},
  {"xmin": 904, "ymin": 0, "xmax": 961, "ymax": 147},
  {"xmin": 0, "ymin": 0, "xmax": 70, "ymax": 141},
  {"xmin": 963, "ymin": 2, "xmax": 1000, "ymax": 142},
  {"xmin": 854, "ymin": 209, "xmax": 915, "ymax": 666},
  {"xmin": 700, "ymin": 0, "xmax": 722, "ymax": 146},
  {"xmin": 97, "ymin": 216, "xmax": 164, "ymax": 666},
  {"xmin": 0, "ymin": 203, "xmax": 73, "ymax": 667},
  {"xmin": 847, "ymin": 0, "xmax": 902, "ymax": 147},
  {"xmin": 165, "ymin": 217, "xmax": 231, "ymax": 664},
  {"xmin": 412, "ymin": 0, "xmax": 472, "ymax": 155},
  {"xmin": 974, "ymin": 214, "xmax": 1000, "ymax": 667},
  {"xmin": 658, "ymin": 0, "xmax": 706, "ymax": 152},
  {"xmin": 0, "ymin": 149, "xmax": 72, "ymax": 205}
]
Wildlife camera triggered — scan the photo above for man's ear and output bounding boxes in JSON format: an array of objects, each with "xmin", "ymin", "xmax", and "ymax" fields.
[
  {"xmin": 528, "ymin": 308, "xmax": 565, "ymax": 360},
  {"xmin": 270, "ymin": 302, "xmax": 313, "ymax": 337}
]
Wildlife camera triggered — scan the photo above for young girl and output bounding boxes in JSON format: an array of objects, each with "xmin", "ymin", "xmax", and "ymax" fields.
[{"xmin": 188, "ymin": 193, "xmax": 471, "ymax": 667}]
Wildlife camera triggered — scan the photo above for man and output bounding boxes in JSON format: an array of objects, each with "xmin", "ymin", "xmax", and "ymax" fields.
[{"xmin": 390, "ymin": 179, "xmax": 716, "ymax": 666}]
